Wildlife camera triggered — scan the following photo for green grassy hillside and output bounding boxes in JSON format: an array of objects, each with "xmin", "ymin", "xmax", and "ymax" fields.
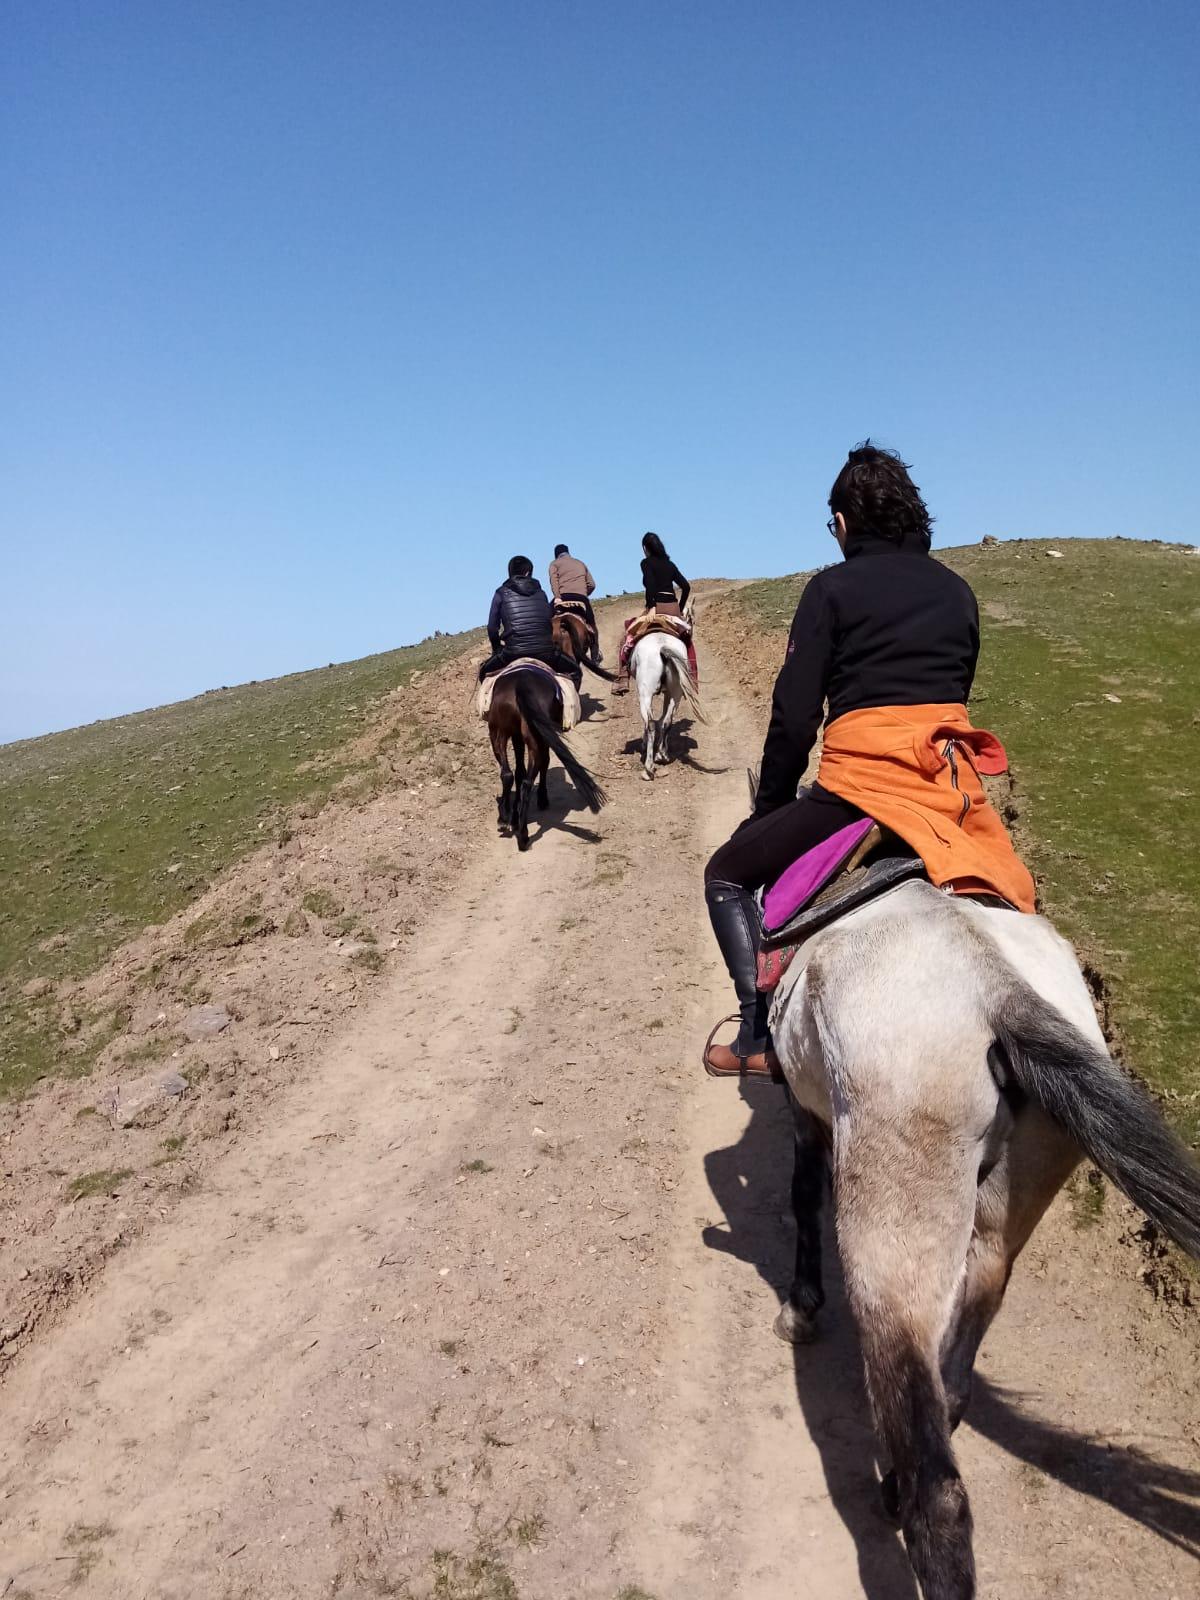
[
  {"xmin": 0, "ymin": 630, "xmax": 479, "ymax": 1097},
  {"xmin": 736, "ymin": 538, "xmax": 1200, "ymax": 1142}
]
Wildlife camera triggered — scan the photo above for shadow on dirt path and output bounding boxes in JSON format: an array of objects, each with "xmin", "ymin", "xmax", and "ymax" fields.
[{"xmin": 700, "ymin": 1078, "xmax": 920, "ymax": 1600}]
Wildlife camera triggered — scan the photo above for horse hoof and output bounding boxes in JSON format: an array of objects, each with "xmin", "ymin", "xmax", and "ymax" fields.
[{"xmin": 773, "ymin": 1302, "xmax": 819, "ymax": 1345}]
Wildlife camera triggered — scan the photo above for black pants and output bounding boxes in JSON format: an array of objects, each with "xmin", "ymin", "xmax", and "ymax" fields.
[
  {"xmin": 557, "ymin": 592, "xmax": 597, "ymax": 629},
  {"xmin": 705, "ymin": 784, "xmax": 865, "ymax": 891},
  {"xmin": 478, "ymin": 644, "xmax": 582, "ymax": 688}
]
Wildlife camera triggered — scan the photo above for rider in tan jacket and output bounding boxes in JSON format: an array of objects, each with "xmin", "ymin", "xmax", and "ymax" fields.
[
  {"xmin": 547, "ymin": 545, "xmax": 599, "ymax": 659},
  {"xmin": 548, "ymin": 546, "xmax": 596, "ymax": 609}
]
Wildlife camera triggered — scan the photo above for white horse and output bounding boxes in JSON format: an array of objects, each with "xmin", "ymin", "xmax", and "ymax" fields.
[
  {"xmin": 768, "ymin": 880, "xmax": 1200, "ymax": 1600},
  {"xmin": 630, "ymin": 631, "xmax": 700, "ymax": 780}
]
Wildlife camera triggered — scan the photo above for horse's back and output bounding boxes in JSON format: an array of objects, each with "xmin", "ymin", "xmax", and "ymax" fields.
[{"xmin": 776, "ymin": 883, "xmax": 996, "ymax": 1128}]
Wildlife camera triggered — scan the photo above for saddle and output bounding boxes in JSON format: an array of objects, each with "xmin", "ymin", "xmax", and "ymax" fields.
[
  {"xmin": 756, "ymin": 823, "xmax": 926, "ymax": 992},
  {"xmin": 474, "ymin": 658, "xmax": 582, "ymax": 731},
  {"xmin": 625, "ymin": 612, "xmax": 692, "ymax": 645}
]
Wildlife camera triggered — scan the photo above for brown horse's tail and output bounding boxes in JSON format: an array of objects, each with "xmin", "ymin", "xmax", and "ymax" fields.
[{"xmin": 514, "ymin": 681, "xmax": 606, "ymax": 814}]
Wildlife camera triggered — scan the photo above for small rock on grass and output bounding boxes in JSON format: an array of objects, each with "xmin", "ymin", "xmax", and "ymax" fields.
[
  {"xmin": 21, "ymin": 976, "xmax": 53, "ymax": 1001},
  {"xmin": 96, "ymin": 1069, "xmax": 188, "ymax": 1129},
  {"xmin": 181, "ymin": 1003, "xmax": 231, "ymax": 1041}
]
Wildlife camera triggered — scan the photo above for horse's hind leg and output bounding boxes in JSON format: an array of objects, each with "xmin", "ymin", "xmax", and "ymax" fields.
[
  {"xmin": 636, "ymin": 665, "xmax": 657, "ymax": 780},
  {"xmin": 657, "ymin": 674, "xmax": 680, "ymax": 763},
  {"xmin": 774, "ymin": 1099, "xmax": 827, "ymax": 1345},
  {"xmin": 491, "ymin": 724, "xmax": 514, "ymax": 829},
  {"xmin": 536, "ymin": 737, "xmax": 550, "ymax": 810},
  {"xmin": 835, "ymin": 1120, "xmax": 979, "ymax": 1599},
  {"xmin": 940, "ymin": 1109, "xmax": 1078, "ymax": 1432},
  {"xmin": 510, "ymin": 729, "xmax": 528, "ymax": 848},
  {"xmin": 514, "ymin": 732, "xmax": 538, "ymax": 850}
]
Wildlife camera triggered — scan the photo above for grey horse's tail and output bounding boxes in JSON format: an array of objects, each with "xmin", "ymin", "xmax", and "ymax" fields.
[
  {"xmin": 514, "ymin": 681, "xmax": 607, "ymax": 814},
  {"xmin": 995, "ymin": 987, "xmax": 1200, "ymax": 1259}
]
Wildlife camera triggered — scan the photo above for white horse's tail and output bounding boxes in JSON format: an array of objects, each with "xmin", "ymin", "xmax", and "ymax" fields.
[
  {"xmin": 661, "ymin": 641, "xmax": 706, "ymax": 724},
  {"xmin": 993, "ymin": 986, "xmax": 1200, "ymax": 1259}
]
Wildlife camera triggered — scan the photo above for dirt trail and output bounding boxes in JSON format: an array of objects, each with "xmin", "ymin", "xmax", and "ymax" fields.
[{"xmin": 2, "ymin": 601, "xmax": 1197, "ymax": 1598}]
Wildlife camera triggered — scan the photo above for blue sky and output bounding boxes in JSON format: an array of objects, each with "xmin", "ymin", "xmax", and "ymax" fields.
[{"xmin": 3, "ymin": 1, "xmax": 1197, "ymax": 743}]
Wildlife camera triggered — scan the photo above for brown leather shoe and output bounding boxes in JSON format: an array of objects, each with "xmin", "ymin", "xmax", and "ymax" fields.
[{"xmin": 703, "ymin": 1039, "xmax": 783, "ymax": 1082}]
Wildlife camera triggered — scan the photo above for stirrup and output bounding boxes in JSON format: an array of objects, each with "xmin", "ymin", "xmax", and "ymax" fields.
[{"xmin": 702, "ymin": 1013, "xmax": 784, "ymax": 1082}]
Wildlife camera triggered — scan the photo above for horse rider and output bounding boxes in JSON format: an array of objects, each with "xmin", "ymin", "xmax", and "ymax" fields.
[
  {"xmin": 479, "ymin": 555, "xmax": 583, "ymax": 688},
  {"xmin": 612, "ymin": 532, "xmax": 695, "ymax": 693},
  {"xmin": 547, "ymin": 543, "xmax": 602, "ymax": 663},
  {"xmin": 702, "ymin": 442, "xmax": 1036, "ymax": 1079}
]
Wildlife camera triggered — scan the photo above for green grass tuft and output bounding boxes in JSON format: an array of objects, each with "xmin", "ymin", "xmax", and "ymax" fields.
[
  {"xmin": 301, "ymin": 888, "xmax": 342, "ymax": 919},
  {"xmin": 431, "ymin": 1549, "xmax": 518, "ymax": 1600},
  {"xmin": 67, "ymin": 1167, "xmax": 134, "ymax": 1201}
]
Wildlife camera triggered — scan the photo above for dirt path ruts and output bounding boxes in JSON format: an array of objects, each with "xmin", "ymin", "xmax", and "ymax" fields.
[{"xmin": 1, "ymin": 600, "xmax": 1196, "ymax": 1598}]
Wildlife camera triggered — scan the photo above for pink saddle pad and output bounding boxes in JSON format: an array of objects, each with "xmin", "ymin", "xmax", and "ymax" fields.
[{"xmin": 762, "ymin": 818, "xmax": 877, "ymax": 935}]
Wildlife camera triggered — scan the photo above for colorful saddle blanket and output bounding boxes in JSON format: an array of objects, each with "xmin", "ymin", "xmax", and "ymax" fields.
[
  {"xmin": 625, "ymin": 612, "xmax": 692, "ymax": 645},
  {"xmin": 474, "ymin": 658, "xmax": 582, "ymax": 730}
]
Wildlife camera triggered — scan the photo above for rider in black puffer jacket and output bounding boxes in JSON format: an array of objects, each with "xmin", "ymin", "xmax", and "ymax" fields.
[{"xmin": 479, "ymin": 556, "xmax": 582, "ymax": 684}]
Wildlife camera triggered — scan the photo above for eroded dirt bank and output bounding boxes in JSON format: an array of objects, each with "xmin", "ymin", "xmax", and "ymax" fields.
[{"xmin": 1, "ymin": 600, "xmax": 1196, "ymax": 1598}]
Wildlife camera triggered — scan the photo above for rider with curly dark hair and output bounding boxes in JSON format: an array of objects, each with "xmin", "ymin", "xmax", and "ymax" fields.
[{"xmin": 702, "ymin": 443, "xmax": 1034, "ymax": 1079}]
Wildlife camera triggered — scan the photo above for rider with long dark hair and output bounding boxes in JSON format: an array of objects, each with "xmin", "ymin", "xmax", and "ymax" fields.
[
  {"xmin": 702, "ymin": 443, "xmax": 1035, "ymax": 1079},
  {"xmin": 613, "ymin": 533, "xmax": 694, "ymax": 692}
]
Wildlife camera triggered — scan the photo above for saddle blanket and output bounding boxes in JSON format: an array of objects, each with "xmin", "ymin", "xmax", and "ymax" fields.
[
  {"xmin": 475, "ymin": 658, "xmax": 582, "ymax": 731},
  {"xmin": 762, "ymin": 818, "xmax": 879, "ymax": 935},
  {"xmin": 625, "ymin": 612, "xmax": 692, "ymax": 645}
]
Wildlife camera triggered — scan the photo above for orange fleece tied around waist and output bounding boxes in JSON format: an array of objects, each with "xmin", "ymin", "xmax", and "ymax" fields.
[{"xmin": 816, "ymin": 704, "xmax": 1036, "ymax": 913}]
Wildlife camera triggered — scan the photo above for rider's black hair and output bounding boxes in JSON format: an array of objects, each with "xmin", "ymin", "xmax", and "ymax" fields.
[
  {"xmin": 829, "ymin": 442, "xmax": 933, "ymax": 551},
  {"xmin": 642, "ymin": 531, "xmax": 668, "ymax": 560},
  {"xmin": 554, "ymin": 543, "xmax": 569, "ymax": 557},
  {"xmin": 508, "ymin": 555, "xmax": 534, "ymax": 578}
]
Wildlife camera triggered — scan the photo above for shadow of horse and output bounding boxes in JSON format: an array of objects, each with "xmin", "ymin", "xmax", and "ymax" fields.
[
  {"xmin": 618, "ymin": 716, "xmax": 731, "ymax": 777},
  {"xmin": 967, "ymin": 1378, "xmax": 1200, "ymax": 1557},
  {"xmin": 701, "ymin": 1081, "xmax": 1200, "ymax": 1592},
  {"xmin": 516, "ymin": 763, "xmax": 603, "ymax": 850},
  {"xmin": 701, "ymin": 1078, "xmax": 918, "ymax": 1599}
]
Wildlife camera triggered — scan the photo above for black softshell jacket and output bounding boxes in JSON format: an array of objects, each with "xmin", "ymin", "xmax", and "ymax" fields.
[{"xmin": 755, "ymin": 533, "xmax": 981, "ymax": 815}]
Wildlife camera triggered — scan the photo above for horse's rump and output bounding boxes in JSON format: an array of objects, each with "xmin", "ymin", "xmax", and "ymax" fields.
[{"xmin": 476, "ymin": 660, "xmax": 581, "ymax": 730}]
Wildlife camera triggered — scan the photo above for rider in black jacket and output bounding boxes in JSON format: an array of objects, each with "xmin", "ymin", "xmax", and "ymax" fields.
[
  {"xmin": 703, "ymin": 444, "xmax": 982, "ymax": 1079},
  {"xmin": 479, "ymin": 556, "xmax": 582, "ymax": 685}
]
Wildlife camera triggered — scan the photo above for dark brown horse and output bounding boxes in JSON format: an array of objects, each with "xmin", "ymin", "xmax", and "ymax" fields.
[{"xmin": 486, "ymin": 668, "xmax": 605, "ymax": 850}]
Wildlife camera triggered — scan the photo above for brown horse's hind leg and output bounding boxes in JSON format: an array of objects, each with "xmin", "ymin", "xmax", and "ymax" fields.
[
  {"xmin": 536, "ymin": 741, "xmax": 550, "ymax": 810},
  {"xmin": 513, "ymin": 727, "xmax": 539, "ymax": 851},
  {"xmin": 490, "ymin": 720, "xmax": 515, "ymax": 830}
]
